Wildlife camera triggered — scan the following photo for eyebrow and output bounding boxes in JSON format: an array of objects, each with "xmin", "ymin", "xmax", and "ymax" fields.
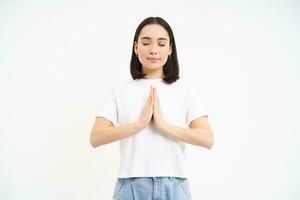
[{"xmin": 140, "ymin": 37, "xmax": 168, "ymax": 41}]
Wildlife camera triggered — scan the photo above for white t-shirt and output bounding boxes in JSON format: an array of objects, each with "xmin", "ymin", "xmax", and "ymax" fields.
[{"xmin": 96, "ymin": 77, "xmax": 207, "ymax": 178}]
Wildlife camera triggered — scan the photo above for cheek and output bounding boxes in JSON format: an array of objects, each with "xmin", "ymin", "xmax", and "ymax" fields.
[
  {"xmin": 161, "ymin": 51, "xmax": 170, "ymax": 64},
  {"xmin": 162, "ymin": 47, "xmax": 170, "ymax": 54},
  {"xmin": 161, "ymin": 50, "xmax": 169, "ymax": 58},
  {"xmin": 161, "ymin": 57, "xmax": 168, "ymax": 65},
  {"xmin": 138, "ymin": 46, "xmax": 148, "ymax": 54}
]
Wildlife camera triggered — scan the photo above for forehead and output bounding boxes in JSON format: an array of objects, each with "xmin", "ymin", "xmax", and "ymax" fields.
[{"xmin": 139, "ymin": 24, "xmax": 169, "ymax": 41}]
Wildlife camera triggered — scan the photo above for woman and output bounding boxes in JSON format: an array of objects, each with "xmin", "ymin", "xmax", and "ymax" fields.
[{"xmin": 90, "ymin": 16, "xmax": 214, "ymax": 200}]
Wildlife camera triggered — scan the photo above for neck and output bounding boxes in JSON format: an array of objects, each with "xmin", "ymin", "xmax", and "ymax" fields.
[{"xmin": 143, "ymin": 66, "xmax": 163, "ymax": 79}]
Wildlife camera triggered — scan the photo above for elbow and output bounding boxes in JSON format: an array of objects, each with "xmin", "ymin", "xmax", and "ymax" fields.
[
  {"xmin": 90, "ymin": 129, "xmax": 107, "ymax": 148},
  {"xmin": 196, "ymin": 137, "xmax": 214, "ymax": 149},
  {"xmin": 205, "ymin": 131, "xmax": 214, "ymax": 150},
  {"xmin": 90, "ymin": 133, "xmax": 100, "ymax": 148},
  {"xmin": 90, "ymin": 136, "xmax": 97, "ymax": 148},
  {"xmin": 206, "ymin": 139, "xmax": 214, "ymax": 150}
]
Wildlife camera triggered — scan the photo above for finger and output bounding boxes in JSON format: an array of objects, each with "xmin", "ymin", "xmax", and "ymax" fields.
[
  {"xmin": 153, "ymin": 88, "xmax": 157, "ymax": 109},
  {"xmin": 151, "ymin": 86, "xmax": 153, "ymax": 97},
  {"xmin": 151, "ymin": 86, "xmax": 153, "ymax": 107},
  {"xmin": 148, "ymin": 86, "xmax": 154, "ymax": 106},
  {"xmin": 148, "ymin": 86, "xmax": 152, "ymax": 100}
]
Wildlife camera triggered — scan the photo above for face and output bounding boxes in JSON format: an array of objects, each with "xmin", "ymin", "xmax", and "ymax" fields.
[{"xmin": 134, "ymin": 24, "xmax": 172, "ymax": 76}]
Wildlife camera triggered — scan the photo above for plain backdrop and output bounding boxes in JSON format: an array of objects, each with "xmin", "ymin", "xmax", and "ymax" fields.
[{"xmin": 1, "ymin": 0, "xmax": 299, "ymax": 199}]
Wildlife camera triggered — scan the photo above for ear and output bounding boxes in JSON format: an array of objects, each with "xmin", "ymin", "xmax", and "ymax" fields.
[
  {"xmin": 134, "ymin": 41, "xmax": 138, "ymax": 54},
  {"xmin": 169, "ymin": 43, "xmax": 172, "ymax": 55}
]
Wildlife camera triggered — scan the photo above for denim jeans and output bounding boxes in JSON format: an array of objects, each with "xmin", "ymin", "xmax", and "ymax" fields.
[{"xmin": 113, "ymin": 177, "xmax": 192, "ymax": 200}]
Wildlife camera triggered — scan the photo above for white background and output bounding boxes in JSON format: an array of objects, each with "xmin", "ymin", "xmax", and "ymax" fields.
[{"xmin": 1, "ymin": 0, "xmax": 299, "ymax": 199}]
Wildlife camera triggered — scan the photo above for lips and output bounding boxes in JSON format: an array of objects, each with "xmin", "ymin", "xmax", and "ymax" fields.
[{"xmin": 147, "ymin": 58, "xmax": 160, "ymax": 60}]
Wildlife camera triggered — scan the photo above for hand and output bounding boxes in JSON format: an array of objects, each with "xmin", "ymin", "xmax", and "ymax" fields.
[
  {"xmin": 152, "ymin": 86, "xmax": 166, "ymax": 130},
  {"xmin": 137, "ymin": 86, "xmax": 154, "ymax": 129}
]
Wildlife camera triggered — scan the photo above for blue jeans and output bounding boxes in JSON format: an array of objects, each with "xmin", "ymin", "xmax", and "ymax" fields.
[{"xmin": 113, "ymin": 177, "xmax": 192, "ymax": 200}]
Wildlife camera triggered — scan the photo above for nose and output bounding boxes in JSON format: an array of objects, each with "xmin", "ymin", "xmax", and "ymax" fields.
[
  {"xmin": 150, "ymin": 51, "xmax": 157, "ymax": 55},
  {"xmin": 149, "ymin": 44, "xmax": 159, "ymax": 55}
]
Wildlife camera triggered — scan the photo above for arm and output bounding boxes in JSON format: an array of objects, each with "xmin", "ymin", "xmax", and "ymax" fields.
[
  {"xmin": 90, "ymin": 117, "xmax": 144, "ymax": 148},
  {"xmin": 158, "ymin": 116, "xmax": 214, "ymax": 149},
  {"xmin": 91, "ymin": 86, "xmax": 154, "ymax": 148}
]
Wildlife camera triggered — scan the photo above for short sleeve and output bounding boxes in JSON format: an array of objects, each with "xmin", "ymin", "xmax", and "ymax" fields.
[
  {"xmin": 95, "ymin": 86, "xmax": 118, "ymax": 127},
  {"xmin": 185, "ymin": 84, "xmax": 208, "ymax": 126}
]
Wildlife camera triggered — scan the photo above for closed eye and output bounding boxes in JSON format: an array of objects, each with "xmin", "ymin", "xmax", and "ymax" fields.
[{"xmin": 142, "ymin": 43, "xmax": 166, "ymax": 47}]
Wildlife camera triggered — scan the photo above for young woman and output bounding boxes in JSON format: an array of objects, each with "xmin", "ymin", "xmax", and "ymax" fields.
[{"xmin": 90, "ymin": 16, "xmax": 214, "ymax": 200}]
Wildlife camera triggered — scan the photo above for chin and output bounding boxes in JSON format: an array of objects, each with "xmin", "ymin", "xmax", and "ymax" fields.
[
  {"xmin": 148, "ymin": 62, "xmax": 163, "ymax": 67},
  {"xmin": 147, "ymin": 65, "xmax": 162, "ymax": 70}
]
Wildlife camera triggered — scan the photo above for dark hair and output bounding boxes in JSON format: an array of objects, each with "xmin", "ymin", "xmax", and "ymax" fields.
[{"xmin": 130, "ymin": 17, "xmax": 180, "ymax": 84}]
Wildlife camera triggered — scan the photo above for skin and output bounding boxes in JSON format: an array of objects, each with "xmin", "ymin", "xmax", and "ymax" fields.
[
  {"xmin": 134, "ymin": 24, "xmax": 214, "ymax": 149},
  {"xmin": 90, "ymin": 24, "xmax": 214, "ymax": 149},
  {"xmin": 134, "ymin": 24, "xmax": 172, "ymax": 79}
]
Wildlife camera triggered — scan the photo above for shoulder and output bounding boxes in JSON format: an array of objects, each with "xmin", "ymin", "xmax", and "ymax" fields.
[
  {"xmin": 108, "ymin": 78, "xmax": 135, "ymax": 93},
  {"xmin": 185, "ymin": 77, "xmax": 205, "ymax": 92},
  {"xmin": 173, "ymin": 77, "xmax": 192, "ymax": 95},
  {"xmin": 168, "ymin": 77, "xmax": 190, "ymax": 88}
]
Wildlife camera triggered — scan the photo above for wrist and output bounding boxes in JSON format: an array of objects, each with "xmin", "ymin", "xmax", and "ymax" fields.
[
  {"xmin": 135, "ymin": 120, "xmax": 146, "ymax": 130},
  {"xmin": 157, "ymin": 121, "xmax": 168, "ymax": 133}
]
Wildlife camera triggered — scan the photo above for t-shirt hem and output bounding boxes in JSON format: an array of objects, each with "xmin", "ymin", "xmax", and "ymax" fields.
[{"xmin": 117, "ymin": 174, "xmax": 188, "ymax": 178}]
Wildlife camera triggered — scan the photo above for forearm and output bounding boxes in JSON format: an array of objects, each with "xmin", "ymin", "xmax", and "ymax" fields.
[
  {"xmin": 90, "ymin": 121, "xmax": 143, "ymax": 147},
  {"xmin": 159, "ymin": 123, "xmax": 214, "ymax": 149}
]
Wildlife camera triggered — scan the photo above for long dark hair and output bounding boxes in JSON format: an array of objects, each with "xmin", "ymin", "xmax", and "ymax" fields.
[{"xmin": 130, "ymin": 17, "xmax": 180, "ymax": 84}]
